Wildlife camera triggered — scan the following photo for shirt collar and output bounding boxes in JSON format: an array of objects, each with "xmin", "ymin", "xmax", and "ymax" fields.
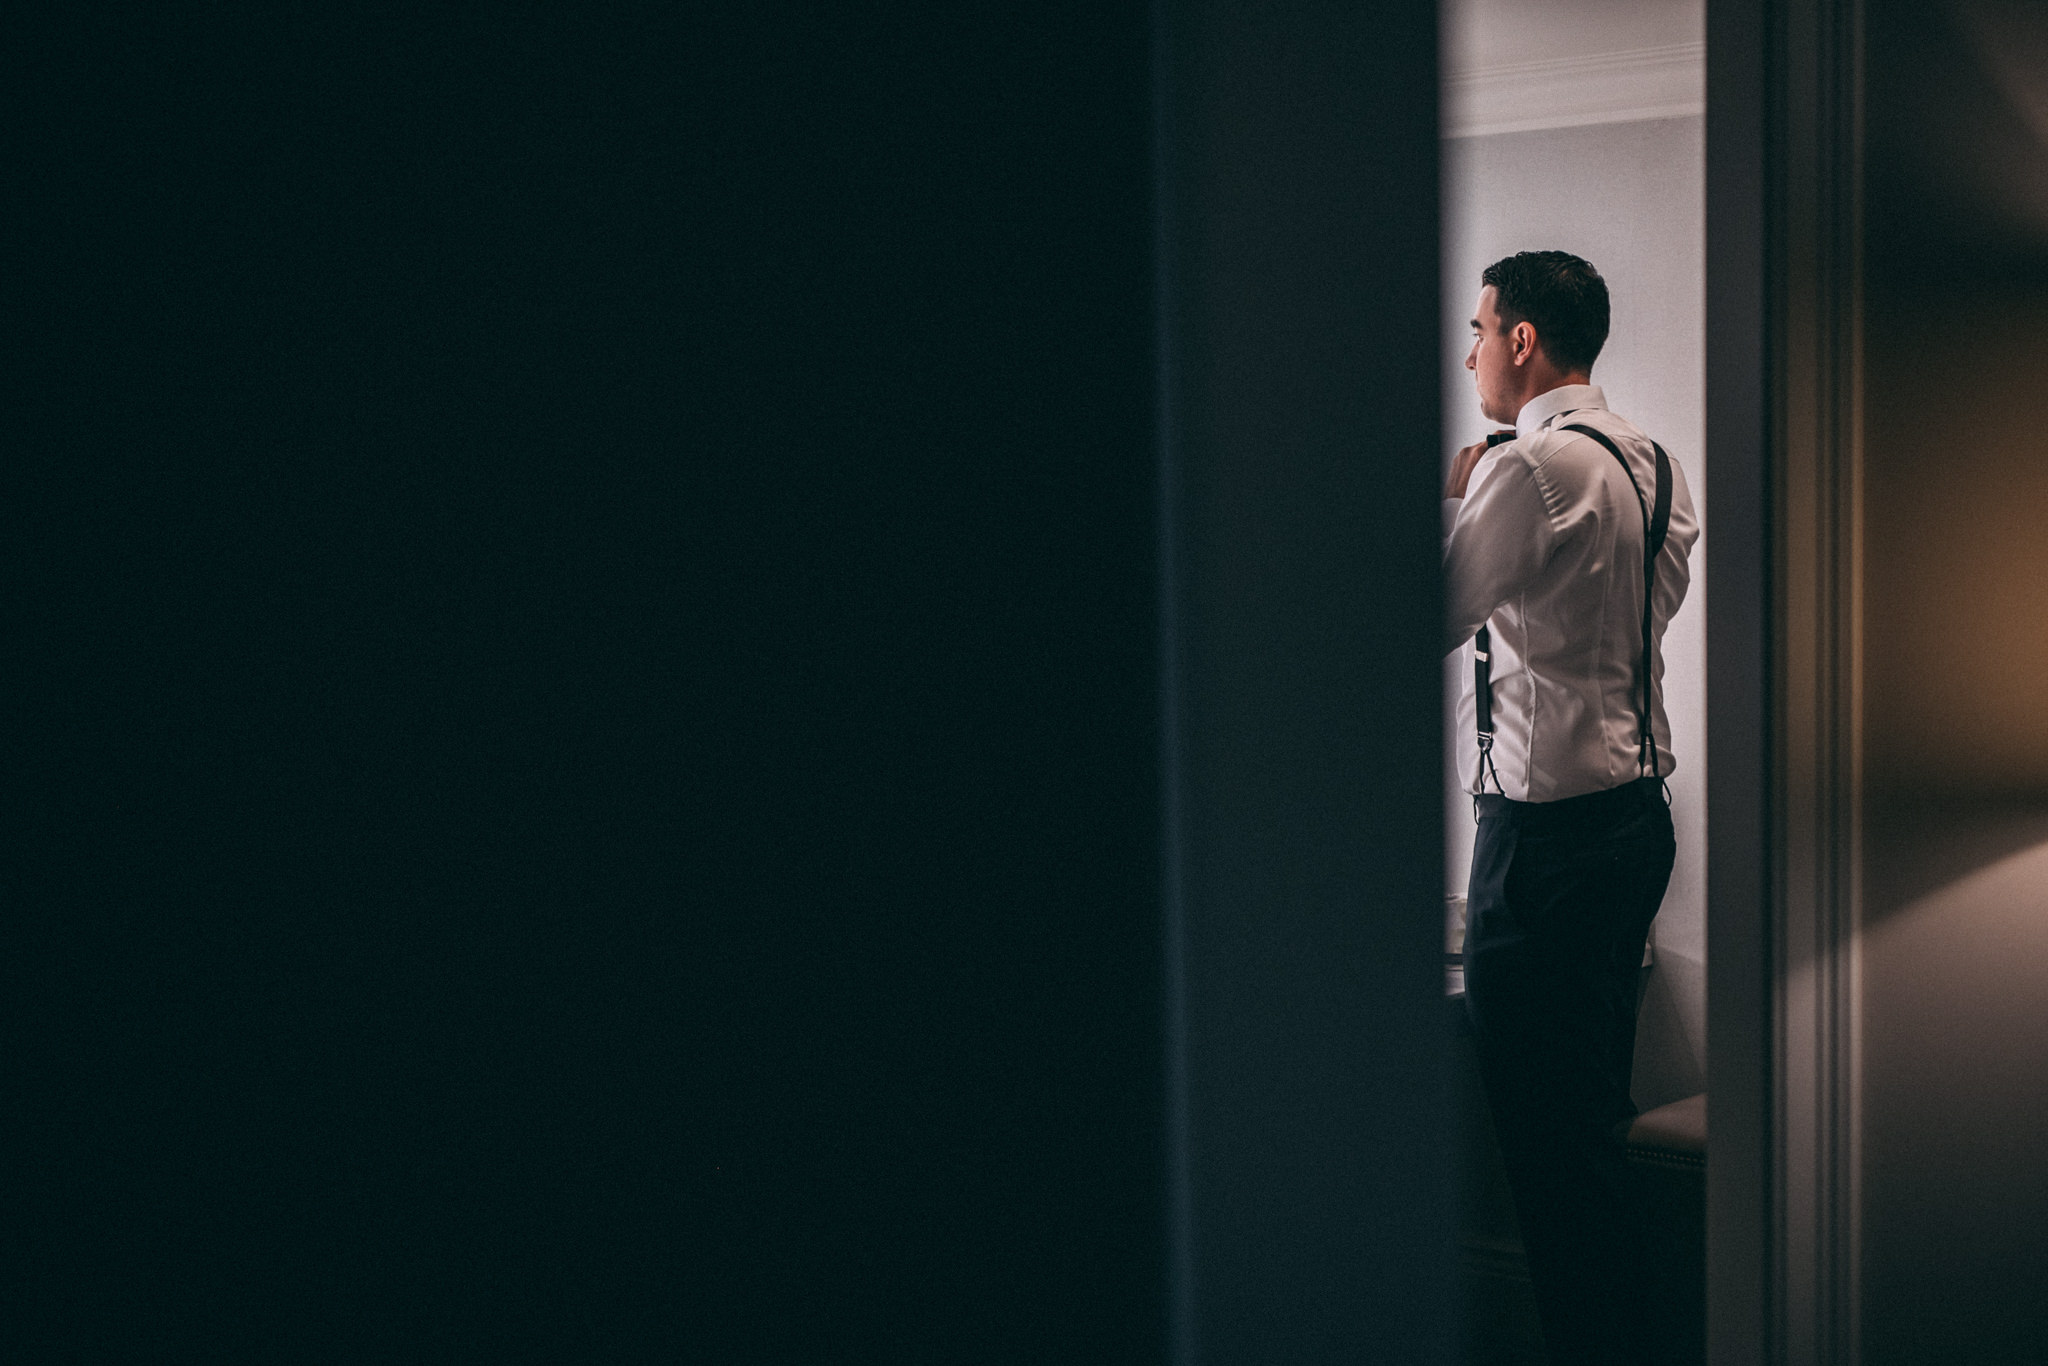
[{"xmin": 1514, "ymin": 383, "xmax": 1607, "ymax": 439}]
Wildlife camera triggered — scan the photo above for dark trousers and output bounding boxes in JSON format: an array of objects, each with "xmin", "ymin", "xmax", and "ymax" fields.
[{"xmin": 1463, "ymin": 777, "xmax": 1675, "ymax": 1365}]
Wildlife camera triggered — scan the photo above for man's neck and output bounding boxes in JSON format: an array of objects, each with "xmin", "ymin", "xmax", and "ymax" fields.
[
  {"xmin": 1501, "ymin": 372, "xmax": 1593, "ymax": 426},
  {"xmin": 1520, "ymin": 372, "xmax": 1593, "ymax": 408}
]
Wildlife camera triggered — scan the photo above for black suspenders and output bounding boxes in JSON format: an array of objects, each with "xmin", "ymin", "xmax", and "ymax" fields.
[
  {"xmin": 1471, "ymin": 431, "xmax": 1517, "ymax": 795},
  {"xmin": 1472, "ymin": 422, "xmax": 1673, "ymax": 793}
]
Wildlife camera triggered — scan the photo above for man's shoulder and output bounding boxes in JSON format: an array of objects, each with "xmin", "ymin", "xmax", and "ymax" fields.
[{"xmin": 1523, "ymin": 410, "xmax": 1657, "ymax": 470}]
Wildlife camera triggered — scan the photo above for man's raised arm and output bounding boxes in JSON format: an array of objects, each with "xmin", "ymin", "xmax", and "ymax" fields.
[{"xmin": 1442, "ymin": 448, "xmax": 1552, "ymax": 655}]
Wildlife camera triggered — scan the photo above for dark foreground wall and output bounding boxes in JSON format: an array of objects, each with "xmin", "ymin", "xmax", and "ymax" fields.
[
  {"xmin": 1158, "ymin": 3, "xmax": 1451, "ymax": 1363},
  {"xmin": 1862, "ymin": 1, "xmax": 2048, "ymax": 1359},
  {"xmin": 15, "ymin": 4, "xmax": 1446, "ymax": 1360},
  {"xmin": 19, "ymin": 7, "xmax": 1162, "ymax": 1358}
]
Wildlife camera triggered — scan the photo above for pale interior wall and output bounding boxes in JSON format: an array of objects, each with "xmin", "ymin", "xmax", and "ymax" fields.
[
  {"xmin": 1441, "ymin": 113, "xmax": 1707, "ymax": 1110},
  {"xmin": 1442, "ymin": 0, "xmax": 1701, "ymax": 71}
]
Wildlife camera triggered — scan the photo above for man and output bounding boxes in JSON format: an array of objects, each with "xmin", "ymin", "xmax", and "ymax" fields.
[{"xmin": 1443, "ymin": 250, "xmax": 1698, "ymax": 1365}]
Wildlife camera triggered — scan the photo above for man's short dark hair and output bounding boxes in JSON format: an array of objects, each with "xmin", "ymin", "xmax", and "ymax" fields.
[{"xmin": 1481, "ymin": 251, "xmax": 1610, "ymax": 374}]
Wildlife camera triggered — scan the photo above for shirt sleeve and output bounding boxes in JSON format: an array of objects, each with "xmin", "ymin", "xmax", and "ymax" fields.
[{"xmin": 1443, "ymin": 450, "xmax": 1554, "ymax": 655}]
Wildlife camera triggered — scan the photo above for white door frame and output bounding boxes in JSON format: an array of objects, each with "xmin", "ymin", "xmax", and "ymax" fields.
[{"xmin": 1705, "ymin": 0, "xmax": 1864, "ymax": 1361}]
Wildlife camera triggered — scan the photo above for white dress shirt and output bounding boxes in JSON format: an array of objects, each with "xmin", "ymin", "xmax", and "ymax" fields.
[{"xmin": 1443, "ymin": 384, "xmax": 1698, "ymax": 801}]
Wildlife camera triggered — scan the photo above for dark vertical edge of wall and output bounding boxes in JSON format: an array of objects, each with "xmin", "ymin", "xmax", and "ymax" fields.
[
  {"xmin": 1156, "ymin": 3, "xmax": 1450, "ymax": 1362},
  {"xmin": 1705, "ymin": 0, "xmax": 1775, "ymax": 1359},
  {"xmin": 1151, "ymin": 1, "xmax": 1197, "ymax": 1359}
]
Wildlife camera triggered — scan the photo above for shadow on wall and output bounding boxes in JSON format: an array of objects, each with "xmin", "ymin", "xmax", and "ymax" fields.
[
  {"xmin": 1860, "ymin": 3, "xmax": 2048, "ymax": 1358},
  {"xmin": 1864, "ymin": 0, "xmax": 2048, "ymax": 870},
  {"xmin": 1856, "ymin": 801, "xmax": 2048, "ymax": 1365},
  {"xmin": 1863, "ymin": 280, "xmax": 2048, "ymax": 835}
]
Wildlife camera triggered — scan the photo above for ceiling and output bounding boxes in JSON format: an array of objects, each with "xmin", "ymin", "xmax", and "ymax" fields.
[
  {"xmin": 1442, "ymin": 0, "xmax": 1702, "ymax": 75},
  {"xmin": 1440, "ymin": 0, "xmax": 1704, "ymax": 138}
]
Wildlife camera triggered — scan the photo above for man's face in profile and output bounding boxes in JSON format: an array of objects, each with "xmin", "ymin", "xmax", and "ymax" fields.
[{"xmin": 1466, "ymin": 285, "xmax": 1516, "ymax": 425}]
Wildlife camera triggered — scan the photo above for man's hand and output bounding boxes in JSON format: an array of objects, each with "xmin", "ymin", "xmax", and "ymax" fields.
[{"xmin": 1445, "ymin": 431, "xmax": 1515, "ymax": 499}]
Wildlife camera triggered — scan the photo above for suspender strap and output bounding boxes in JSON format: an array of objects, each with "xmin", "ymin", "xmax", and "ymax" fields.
[
  {"xmin": 1562, "ymin": 423, "xmax": 1672, "ymax": 779},
  {"xmin": 1468, "ymin": 421, "xmax": 1671, "ymax": 797},
  {"xmin": 1471, "ymin": 431, "xmax": 1517, "ymax": 794}
]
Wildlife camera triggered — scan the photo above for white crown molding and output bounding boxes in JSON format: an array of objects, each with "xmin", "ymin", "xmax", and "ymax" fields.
[{"xmin": 1442, "ymin": 41, "xmax": 1704, "ymax": 140}]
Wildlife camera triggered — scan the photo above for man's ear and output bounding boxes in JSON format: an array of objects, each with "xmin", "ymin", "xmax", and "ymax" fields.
[{"xmin": 1512, "ymin": 321, "xmax": 1539, "ymax": 366}]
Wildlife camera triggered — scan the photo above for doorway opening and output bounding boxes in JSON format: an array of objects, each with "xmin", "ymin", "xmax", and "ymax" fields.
[{"xmin": 1437, "ymin": 2, "xmax": 1708, "ymax": 1359}]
